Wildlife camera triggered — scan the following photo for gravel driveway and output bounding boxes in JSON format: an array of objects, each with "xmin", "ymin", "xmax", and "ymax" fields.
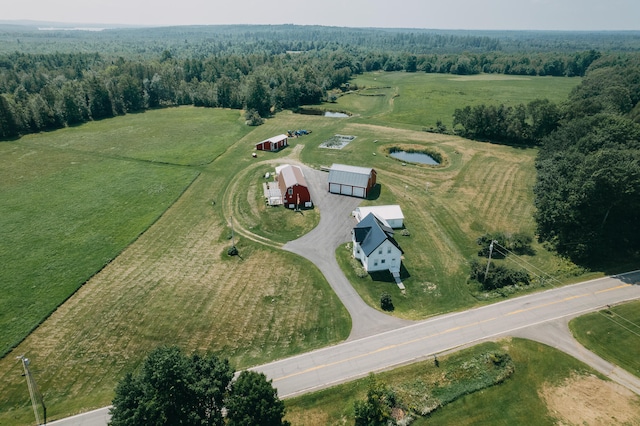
[{"xmin": 283, "ymin": 166, "xmax": 412, "ymax": 340}]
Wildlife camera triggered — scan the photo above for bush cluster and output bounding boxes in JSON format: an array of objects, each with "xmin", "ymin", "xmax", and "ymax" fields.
[
  {"xmin": 476, "ymin": 232, "xmax": 533, "ymax": 258},
  {"xmin": 469, "ymin": 259, "xmax": 530, "ymax": 291}
]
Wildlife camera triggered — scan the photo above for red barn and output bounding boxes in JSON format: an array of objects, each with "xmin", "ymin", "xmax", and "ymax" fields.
[
  {"xmin": 255, "ymin": 134, "xmax": 288, "ymax": 152},
  {"xmin": 276, "ymin": 164, "xmax": 312, "ymax": 209}
]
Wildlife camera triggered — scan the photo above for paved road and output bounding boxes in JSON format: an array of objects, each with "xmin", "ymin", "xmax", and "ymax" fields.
[
  {"xmin": 513, "ymin": 317, "xmax": 640, "ymax": 395},
  {"xmin": 254, "ymin": 271, "xmax": 640, "ymax": 398},
  {"xmin": 283, "ymin": 166, "xmax": 412, "ymax": 340},
  {"xmin": 50, "ymin": 271, "xmax": 640, "ymax": 425}
]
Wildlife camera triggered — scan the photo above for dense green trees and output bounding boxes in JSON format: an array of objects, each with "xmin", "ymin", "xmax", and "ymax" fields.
[
  {"xmin": 109, "ymin": 346, "xmax": 288, "ymax": 426},
  {"xmin": 533, "ymin": 56, "xmax": 640, "ymax": 262},
  {"xmin": 453, "ymin": 99, "xmax": 561, "ymax": 146},
  {"xmin": 225, "ymin": 371, "xmax": 289, "ymax": 426},
  {"xmin": 534, "ymin": 114, "xmax": 640, "ymax": 261},
  {"xmin": 2, "ymin": 24, "xmax": 636, "ymax": 140},
  {"xmin": 353, "ymin": 375, "xmax": 398, "ymax": 426}
]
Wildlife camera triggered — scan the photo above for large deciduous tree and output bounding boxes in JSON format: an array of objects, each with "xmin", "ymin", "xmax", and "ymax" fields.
[
  {"xmin": 109, "ymin": 346, "xmax": 234, "ymax": 426},
  {"xmin": 225, "ymin": 371, "xmax": 289, "ymax": 426},
  {"xmin": 109, "ymin": 346, "xmax": 289, "ymax": 426}
]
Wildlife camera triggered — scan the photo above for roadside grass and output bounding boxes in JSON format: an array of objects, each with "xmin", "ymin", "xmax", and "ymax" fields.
[
  {"xmin": 285, "ymin": 338, "xmax": 601, "ymax": 425},
  {"xmin": 569, "ymin": 300, "xmax": 640, "ymax": 378},
  {"xmin": 0, "ymin": 109, "xmax": 350, "ymax": 424},
  {"xmin": 339, "ymin": 72, "xmax": 580, "ymax": 129}
]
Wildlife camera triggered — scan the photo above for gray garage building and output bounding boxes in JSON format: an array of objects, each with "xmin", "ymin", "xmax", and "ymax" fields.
[{"xmin": 328, "ymin": 164, "xmax": 377, "ymax": 198}]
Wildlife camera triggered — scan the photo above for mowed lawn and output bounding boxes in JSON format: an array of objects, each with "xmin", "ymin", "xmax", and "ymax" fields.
[{"xmin": 570, "ymin": 300, "xmax": 640, "ymax": 378}]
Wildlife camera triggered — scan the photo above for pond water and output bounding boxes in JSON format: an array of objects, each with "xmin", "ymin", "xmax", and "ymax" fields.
[
  {"xmin": 324, "ymin": 111, "xmax": 349, "ymax": 118},
  {"xmin": 390, "ymin": 150, "xmax": 440, "ymax": 165}
]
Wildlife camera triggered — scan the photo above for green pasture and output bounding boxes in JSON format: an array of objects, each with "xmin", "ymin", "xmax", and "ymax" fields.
[
  {"xmin": 0, "ymin": 73, "xmax": 605, "ymax": 424},
  {"xmin": 570, "ymin": 300, "xmax": 640, "ymax": 378},
  {"xmin": 0, "ymin": 107, "xmax": 249, "ymax": 357},
  {"xmin": 337, "ymin": 72, "xmax": 580, "ymax": 129},
  {"xmin": 0, "ymin": 148, "xmax": 199, "ymax": 358},
  {"xmin": 285, "ymin": 338, "xmax": 607, "ymax": 425}
]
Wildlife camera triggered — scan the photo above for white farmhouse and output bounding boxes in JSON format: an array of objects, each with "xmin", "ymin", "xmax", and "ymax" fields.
[{"xmin": 352, "ymin": 213, "xmax": 403, "ymax": 274}]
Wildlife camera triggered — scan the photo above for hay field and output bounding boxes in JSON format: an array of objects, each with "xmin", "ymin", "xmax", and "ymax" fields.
[
  {"xmin": 0, "ymin": 108, "xmax": 350, "ymax": 424},
  {"xmin": 338, "ymin": 72, "xmax": 579, "ymax": 128}
]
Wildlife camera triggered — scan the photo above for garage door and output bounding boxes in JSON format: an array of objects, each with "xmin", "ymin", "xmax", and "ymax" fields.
[
  {"xmin": 329, "ymin": 183, "xmax": 341, "ymax": 194},
  {"xmin": 353, "ymin": 187, "xmax": 365, "ymax": 198},
  {"xmin": 341, "ymin": 185, "xmax": 353, "ymax": 196}
]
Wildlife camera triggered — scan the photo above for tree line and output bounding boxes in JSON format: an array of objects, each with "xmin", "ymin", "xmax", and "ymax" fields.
[
  {"xmin": 533, "ymin": 57, "xmax": 640, "ymax": 262},
  {"xmin": 2, "ymin": 24, "xmax": 634, "ymax": 140},
  {"xmin": 453, "ymin": 54, "xmax": 640, "ymax": 263},
  {"xmin": 0, "ymin": 47, "xmax": 612, "ymax": 140}
]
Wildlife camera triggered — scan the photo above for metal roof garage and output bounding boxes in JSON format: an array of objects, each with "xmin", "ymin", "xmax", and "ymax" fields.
[{"xmin": 328, "ymin": 164, "xmax": 377, "ymax": 198}]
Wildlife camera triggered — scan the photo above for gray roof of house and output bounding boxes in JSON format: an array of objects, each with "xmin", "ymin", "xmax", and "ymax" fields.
[
  {"xmin": 328, "ymin": 164, "xmax": 374, "ymax": 188},
  {"xmin": 353, "ymin": 213, "xmax": 403, "ymax": 256}
]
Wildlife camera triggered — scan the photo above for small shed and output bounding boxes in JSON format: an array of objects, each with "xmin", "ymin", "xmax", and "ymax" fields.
[
  {"xmin": 327, "ymin": 164, "xmax": 377, "ymax": 198},
  {"xmin": 276, "ymin": 164, "xmax": 312, "ymax": 209},
  {"xmin": 256, "ymin": 134, "xmax": 288, "ymax": 152},
  {"xmin": 354, "ymin": 205, "xmax": 404, "ymax": 229}
]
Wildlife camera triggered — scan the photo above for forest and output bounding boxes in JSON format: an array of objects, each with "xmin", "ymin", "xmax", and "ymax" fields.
[
  {"xmin": 0, "ymin": 24, "xmax": 637, "ymax": 139},
  {"xmin": 1, "ymin": 23, "xmax": 639, "ymax": 264}
]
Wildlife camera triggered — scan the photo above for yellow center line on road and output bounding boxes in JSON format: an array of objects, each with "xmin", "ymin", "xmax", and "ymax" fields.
[
  {"xmin": 274, "ymin": 283, "xmax": 635, "ymax": 383},
  {"xmin": 506, "ymin": 293, "xmax": 590, "ymax": 316},
  {"xmin": 273, "ymin": 317, "xmax": 497, "ymax": 382},
  {"xmin": 595, "ymin": 284, "xmax": 631, "ymax": 294}
]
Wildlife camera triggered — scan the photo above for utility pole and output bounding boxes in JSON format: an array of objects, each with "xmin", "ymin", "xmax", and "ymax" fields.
[
  {"xmin": 17, "ymin": 355, "xmax": 45, "ymax": 425},
  {"xmin": 484, "ymin": 240, "xmax": 497, "ymax": 281}
]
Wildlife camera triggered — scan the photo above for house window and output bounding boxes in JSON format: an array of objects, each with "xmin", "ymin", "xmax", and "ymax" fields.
[
  {"xmin": 378, "ymin": 249, "xmax": 382, "ymax": 255},
  {"xmin": 381, "ymin": 259, "xmax": 386, "ymax": 264},
  {"xmin": 387, "ymin": 247, "xmax": 392, "ymax": 254},
  {"xmin": 374, "ymin": 261, "xmax": 378, "ymax": 266},
  {"xmin": 288, "ymin": 188, "xmax": 293, "ymax": 195}
]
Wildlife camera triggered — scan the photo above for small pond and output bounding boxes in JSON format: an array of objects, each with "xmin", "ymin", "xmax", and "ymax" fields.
[
  {"xmin": 324, "ymin": 111, "xmax": 349, "ymax": 118},
  {"xmin": 390, "ymin": 150, "xmax": 440, "ymax": 165},
  {"xmin": 295, "ymin": 108, "xmax": 350, "ymax": 117}
]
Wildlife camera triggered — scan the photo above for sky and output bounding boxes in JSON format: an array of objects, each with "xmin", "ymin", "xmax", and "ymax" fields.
[{"xmin": 3, "ymin": 0, "xmax": 640, "ymax": 31}]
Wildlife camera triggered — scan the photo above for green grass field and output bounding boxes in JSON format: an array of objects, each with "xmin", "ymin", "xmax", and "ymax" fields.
[
  {"xmin": 285, "ymin": 338, "xmax": 640, "ymax": 425},
  {"xmin": 0, "ymin": 73, "xmax": 612, "ymax": 424},
  {"xmin": 569, "ymin": 301, "xmax": 640, "ymax": 378},
  {"xmin": 336, "ymin": 72, "xmax": 579, "ymax": 129}
]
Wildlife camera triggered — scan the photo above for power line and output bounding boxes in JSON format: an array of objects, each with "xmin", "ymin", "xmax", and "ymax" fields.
[
  {"xmin": 490, "ymin": 241, "xmax": 640, "ymax": 339},
  {"xmin": 17, "ymin": 355, "xmax": 46, "ymax": 425}
]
